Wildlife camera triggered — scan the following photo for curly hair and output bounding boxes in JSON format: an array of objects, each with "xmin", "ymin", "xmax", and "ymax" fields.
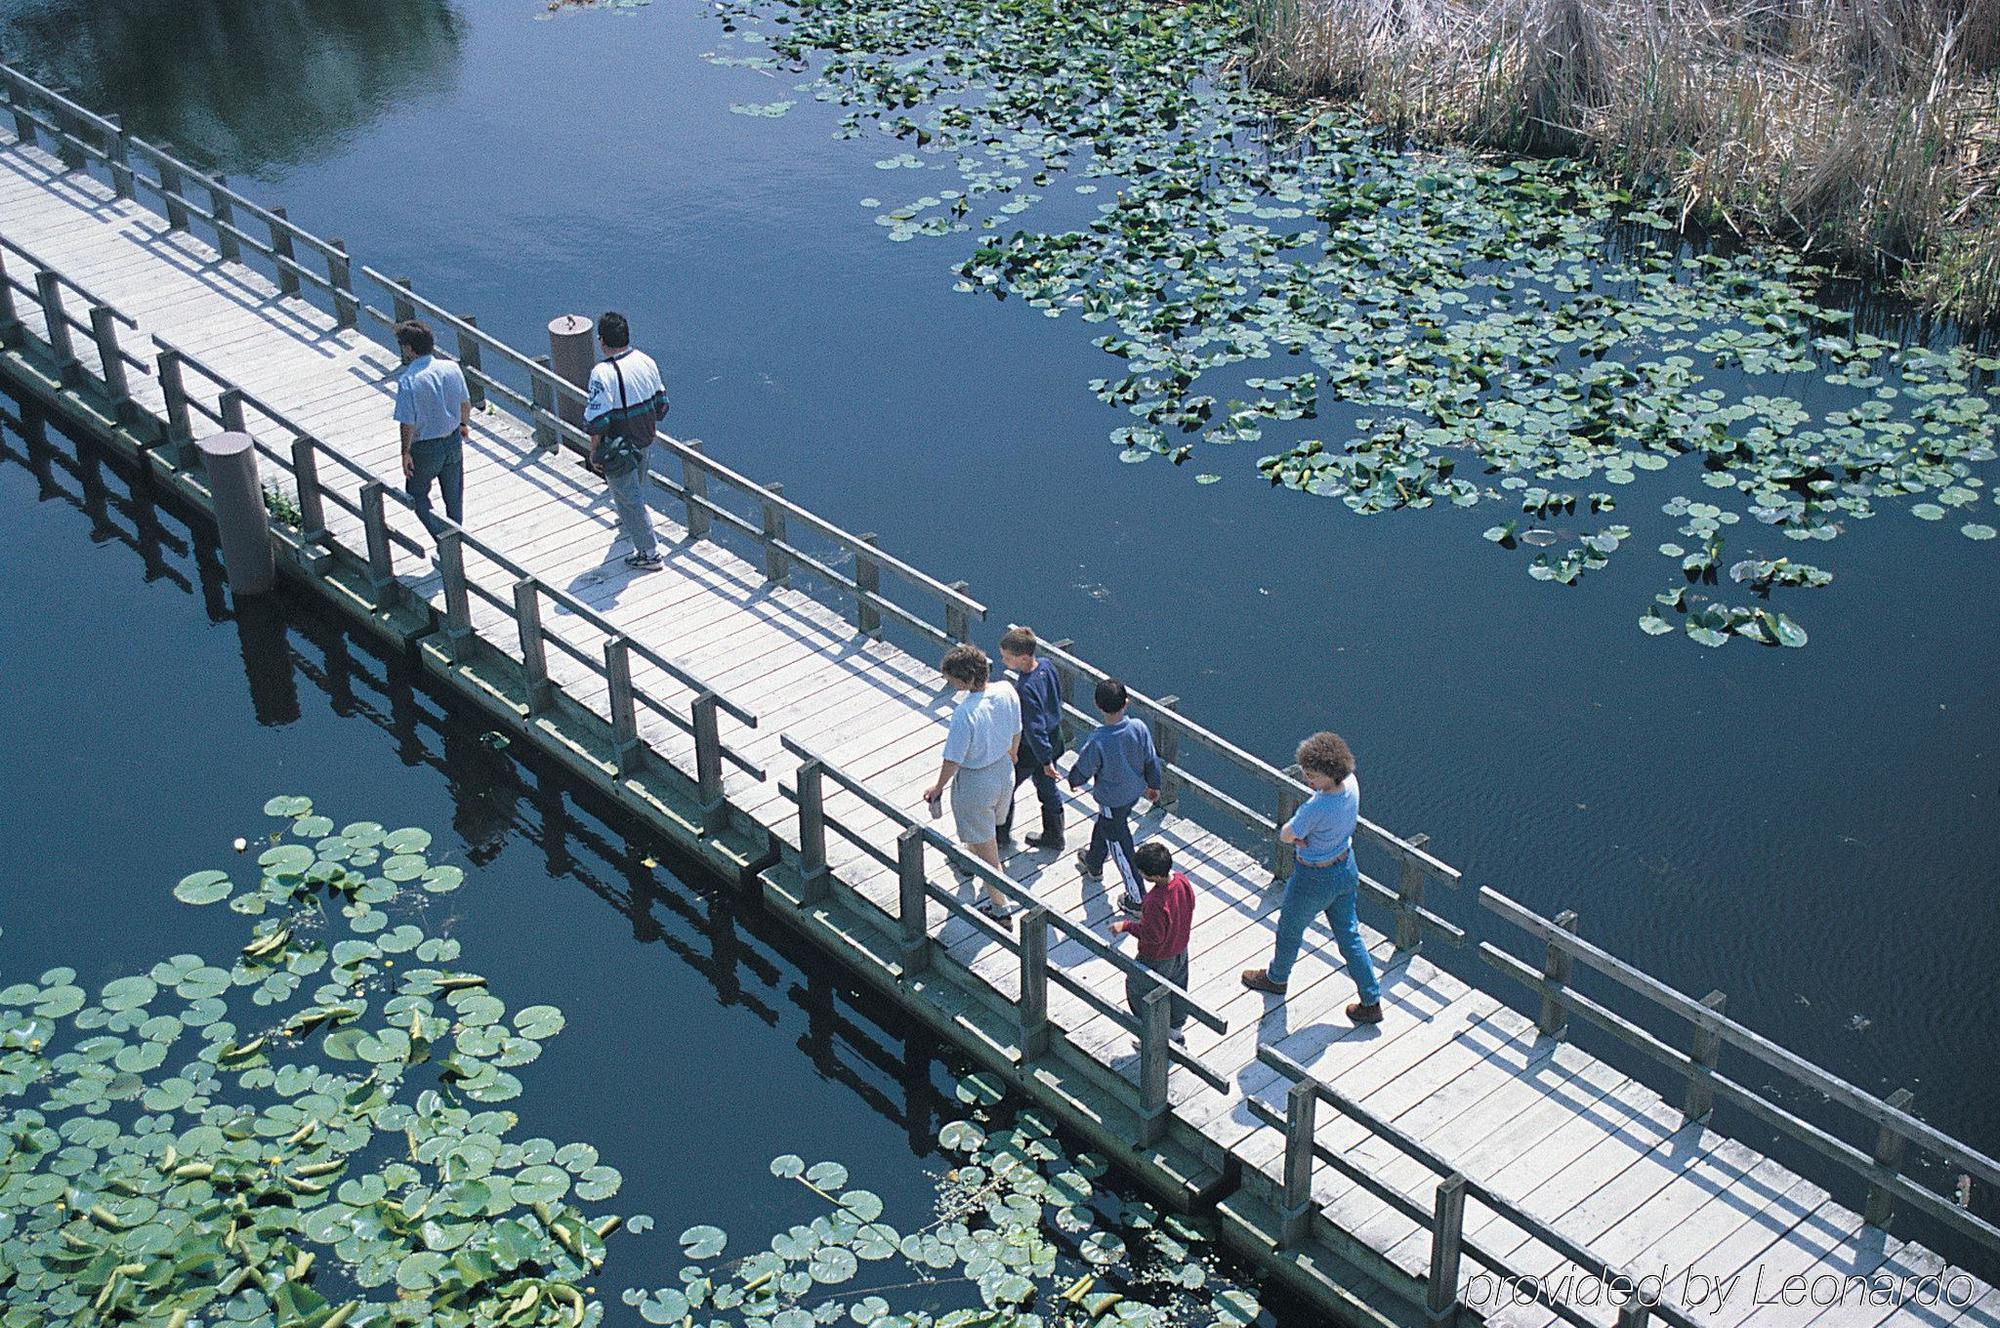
[
  {"xmin": 940, "ymin": 644, "xmax": 991, "ymax": 688},
  {"xmin": 1295, "ymin": 731, "xmax": 1355, "ymax": 783}
]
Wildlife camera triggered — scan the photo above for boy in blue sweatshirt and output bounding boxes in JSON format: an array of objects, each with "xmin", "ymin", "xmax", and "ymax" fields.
[
  {"xmin": 996, "ymin": 626, "xmax": 1066, "ymax": 850},
  {"xmin": 1068, "ymin": 677, "xmax": 1161, "ymax": 915}
]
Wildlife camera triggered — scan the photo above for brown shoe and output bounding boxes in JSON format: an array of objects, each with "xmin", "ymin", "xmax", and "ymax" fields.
[
  {"xmin": 1347, "ymin": 1001, "xmax": 1383, "ymax": 1025},
  {"xmin": 1241, "ymin": 968, "xmax": 1288, "ymax": 996}
]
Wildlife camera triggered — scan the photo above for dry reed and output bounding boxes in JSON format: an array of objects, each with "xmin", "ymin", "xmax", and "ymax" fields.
[{"xmin": 1245, "ymin": 0, "xmax": 2000, "ymax": 322}]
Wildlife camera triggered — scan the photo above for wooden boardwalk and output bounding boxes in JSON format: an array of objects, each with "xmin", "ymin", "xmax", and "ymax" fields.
[{"xmin": 2, "ymin": 70, "xmax": 1996, "ymax": 1328}]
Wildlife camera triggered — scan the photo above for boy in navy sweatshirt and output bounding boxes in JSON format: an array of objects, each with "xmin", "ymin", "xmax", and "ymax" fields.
[
  {"xmin": 1068, "ymin": 677, "xmax": 1161, "ymax": 914},
  {"xmin": 996, "ymin": 626, "xmax": 1066, "ymax": 850}
]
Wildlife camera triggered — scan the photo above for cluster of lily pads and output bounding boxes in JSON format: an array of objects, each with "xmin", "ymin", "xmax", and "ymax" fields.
[
  {"xmin": 626, "ymin": 0, "xmax": 2000, "ymax": 647},
  {"xmin": 1, "ymin": 796, "xmax": 640, "ymax": 1328},
  {"xmin": 631, "ymin": 1071, "xmax": 1262, "ymax": 1328}
]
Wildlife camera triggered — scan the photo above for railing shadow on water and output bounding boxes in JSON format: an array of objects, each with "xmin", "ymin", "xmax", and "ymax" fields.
[{"xmin": 4, "ymin": 58, "xmax": 1999, "ymax": 1303}]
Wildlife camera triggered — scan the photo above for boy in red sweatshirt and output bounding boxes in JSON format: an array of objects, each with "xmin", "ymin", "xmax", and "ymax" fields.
[{"xmin": 1110, "ymin": 841, "xmax": 1195, "ymax": 1044}]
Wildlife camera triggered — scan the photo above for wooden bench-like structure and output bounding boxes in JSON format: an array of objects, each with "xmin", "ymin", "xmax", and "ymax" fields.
[{"xmin": 1, "ymin": 62, "xmax": 1995, "ymax": 1328}]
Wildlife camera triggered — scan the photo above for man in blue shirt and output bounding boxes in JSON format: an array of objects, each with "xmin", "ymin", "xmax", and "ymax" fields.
[
  {"xmin": 391, "ymin": 320, "xmax": 472, "ymax": 543},
  {"xmin": 996, "ymin": 626, "xmax": 1066, "ymax": 851}
]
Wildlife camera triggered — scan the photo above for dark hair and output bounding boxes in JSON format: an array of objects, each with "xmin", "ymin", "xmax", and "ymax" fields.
[
  {"xmin": 1296, "ymin": 731, "xmax": 1355, "ymax": 783},
  {"xmin": 999, "ymin": 626, "xmax": 1037, "ymax": 658},
  {"xmin": 1133, "ymin": 841, "xmax": 1172, "ymax": 880},
  {"xmin": 941, "ymin": 644, "xmax": 990, "ymax": 689},
  {"xmin": 394, "ymin": 320, "xmax": 435, "ymax": 357},
  {"xmin": 597, "ymin": 311, "xmax": 631, "ymax": 349},
  {"xmin": 1094, "ymin": 677, "xmax": 1128, "ymax": 714}
]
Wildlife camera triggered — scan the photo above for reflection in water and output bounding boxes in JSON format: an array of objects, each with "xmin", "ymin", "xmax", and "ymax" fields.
[
  {"xmin": 0, "ymin": 398, "xmax": 963, "ymax": 1162},
  {"xmin": 0, "ymin": 0, "xmax": 465, "ymax": 174}
]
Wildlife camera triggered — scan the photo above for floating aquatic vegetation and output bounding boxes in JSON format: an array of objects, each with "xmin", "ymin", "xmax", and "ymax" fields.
[
  {"xmin": 638, "ymin": 0, "xmax": 2000, "ymax": 647},
  {"xmin": 624, "ymin": 1070, "xmax": 1263, "ymax": 1327},
  {"xmin": 1, "ymin": 797, "xmax": 643, "ymax": 1327}
]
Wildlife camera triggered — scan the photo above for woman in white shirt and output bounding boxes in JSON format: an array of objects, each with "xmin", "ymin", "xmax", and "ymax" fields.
[{"xmin": 921, "ymin": 645, "xmax": 1022, "ymax": 930}]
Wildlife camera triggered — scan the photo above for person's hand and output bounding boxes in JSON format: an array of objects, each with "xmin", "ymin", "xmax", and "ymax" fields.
[
  {"xmin": 1110, "ymin": 920, "xmax": 1128, "ymax": 936},
  {"xmin": 401, "ymin": 450, "xmax": 413, "ymax": 481},
  {"xmin": 1043, "ymin": 764, "xmax": 1058, "ymax": 779},
  {"xmin": 921, "ymin": 784, "xmax": 944, "ymax": 804},
  {"xmin": 459, "ymin": 423, "xmax": 471, "ymax": 440},
  {"xmin": 586, "ymin": 447, "xmax": 604, "ymax": 477},
  {"xmin": 1145, "ymin": 787, "xmax": 1161, "ymax": 803}
]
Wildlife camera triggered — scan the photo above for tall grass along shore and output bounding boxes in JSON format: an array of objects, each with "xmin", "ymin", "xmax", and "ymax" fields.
[{"xmin": 1245, "ymin": 0, "xmax": 2000, "ymax": 323}]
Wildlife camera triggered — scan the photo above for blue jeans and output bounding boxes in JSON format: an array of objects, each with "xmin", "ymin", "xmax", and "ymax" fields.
[
  {"xmin": 1084, "ymin": 800, "xmax": 1138, "ymax": 883},
  {"xmin": 604, "ymin": 462, "xmax": 657, "ymax": 558},
  {"xmin": 406, "ymin": 435, "xmax": 463, "ymax": 540},
  {"xmin": 1266, "ymin": 855, "xmax": 1379, "ymax": 1002}
]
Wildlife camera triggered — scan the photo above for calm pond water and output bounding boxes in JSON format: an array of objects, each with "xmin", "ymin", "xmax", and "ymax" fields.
[
  {"xmin": 2, "ymin": 0, "xmax": 1997, "ymax": 1275},
  {"xmin": 0, "ymin": 391, "xmax": 1307, "ymax": 1324}
]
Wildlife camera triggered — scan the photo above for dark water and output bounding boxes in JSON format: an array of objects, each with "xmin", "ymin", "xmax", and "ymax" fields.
[
  {"xmin": 2, "ymin": 0, "xmax": 1997, "ymax": 1276},
  {"xmin": 0, "ymin": 395, "xmax": 1302, "ymax": 1323}
]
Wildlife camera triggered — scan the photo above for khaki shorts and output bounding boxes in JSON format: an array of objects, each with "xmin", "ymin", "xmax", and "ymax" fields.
[{"xmin": 950, "ymin": 758, "xmax": 1015, "ymax": 845}]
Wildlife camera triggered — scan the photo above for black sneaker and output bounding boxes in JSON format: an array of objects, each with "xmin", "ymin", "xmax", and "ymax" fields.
[
  {"xmin": 625, "ymin": 552, "xmax": 663, "ymax": 571},
  {"xmin": 1119, "ymin": 892, "xmax": 1144, "ymax": 917},
  {"xmin": 1074, "ymin": 848, "xmax": 1101, "ymax": 881},
  {"xmin": 1025, "ymin": 830, "xmax": 1064, "ymax": 850}
]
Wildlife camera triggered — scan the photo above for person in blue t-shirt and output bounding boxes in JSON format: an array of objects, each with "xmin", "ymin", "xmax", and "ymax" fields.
[
  {"xmin": 995, "ymin": 626, "xmax": 1066, "ymax": 851},
  {"xmin": 1067, "ymin": 677, "xmax": 1161, "ymax": 916},
  {"xmin": 391, "ymin": 320, "xmax": 471, "ymax": 543},
  {"xmin": 1242, "ymin": 731, "xmax": 1383, "ymax": 1025}
]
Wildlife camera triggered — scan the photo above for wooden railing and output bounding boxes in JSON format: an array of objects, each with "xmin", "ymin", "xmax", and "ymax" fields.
[
  {"xmin": 1479, "ymin": 886, "xmax": 2000, "ymax": 1262},
  {"xmin": 1256, "ymin": 1045, "xmax": 1705, "ymax": 1328},
  {"xmin": 782, "ymin": 734, "xmax": 1227, "ymax": 1146},
  {"xmin": 0, "ymin": 236, "xmax": 766, "ymax": 813}
]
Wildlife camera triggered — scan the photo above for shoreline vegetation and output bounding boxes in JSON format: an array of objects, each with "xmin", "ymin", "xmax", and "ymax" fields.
[{"xmin": 1242, "ymin": 0, "xmax": 2000, "ymax": 324}]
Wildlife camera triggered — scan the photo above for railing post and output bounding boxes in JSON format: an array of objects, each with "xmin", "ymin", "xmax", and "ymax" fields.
[
  {"xmin": 1395, "ymin": 832, "xmax": 1431, "ymax": 951},
  {"xmin": 1153, "ymin": 695, "xmax": 1181, "ymax": 808},
  {"xmin": 0, "ymin": 249, "xmax": 19, "ymax": 347},
  {"xmin": 1682, "ymin": 990, "xmax": 1726, "ymax": 1122},
  {"xmin": 604, "ymin": 637, "xmax": 642, "ymax": 778},
  {"xmin": 105, "ymin": 114, "xmax": 134, "ymax": 200},
  {"xmin": 157, "ymin": 348, "xmax": 193, "ymax": 461},
  {"xmin": 854, "ymin": 533, "xmax": 882, "ymax": 637},
  {"xmin": 1278, "ymin": 1078, "xmax": 1318, "ymax": 1247},
  {"xmin": 514, "ymin": 579, "xmax": 552, "ymax": 715},
  {"xmin": 760, "ymin": 482, "xmax": 788, "ymax": 583},
  {"xmin": 1864, "ymin": 1089, "xmax": 1915, "ymax": 1229},
  {"xmin": 681, "ymin": 439, "xmax": 710, "ymax": 539},
  {"xmin": 390, "ymin": 274, "xmax": 415, "ymax": 326},
  {"xmin": 1426, "ymin": 1174, "xmax": 1467, "ymax": 1321},
  {"xmin": 455, "ymin": 314, "xmax": 486, "ymax": 408},
  {"xmin": 326, "ymin": 240, "xmax": 357, "ymax": 329},
  {"xmin": 290, "ymin": 436, "xmax": 327, "ymax": 545},
  {"xmin": 1273, "ymin": 773, "xmax": 1304, "ymax": 882},
  {"xmin": 211, "ymin": 177, "xmax": 241, "ymax": 263},
  {"xmin": 1538, "ymin": 909, "xmax": 1578, "ymax": 1038},
  {"xmin": 219, "ymin": 388, "xmax": 247, "ymax": 435},
  {"xmin": 4, "ymin": 77, "xmax": 36, "ymax": 147},
  {"xmin": 1616, "ymin": 1296, "xmax": 1651, "ymax": 1328},
  {"xmin": 34, "ymin": 272, "xmax": 81, "ymax": 387},
  {"xmin": 897, "ymin": 828, "xmax": 930, "ymax": 976},
  {"xmin": 53, "ymin": 103, "xmax": 85, "ymax": 172},
  {"xmin": 530, "ymin": 354, "xmax": 557, "ymax": 451},
  {"xmin": 359, "ymin": 481, "xmax": 397, "ymax": 602},
  {"xmin": 268, "ymin": 206, "xmax": 300, "ymax": 296},
  {"xmin": 1016, "ymin": 905, "xmax": 1050, "ymax": 1061},
  {"xmin": 88, "ymin": 307, "xmax": 131, "ymax": 415},
  {"xmin": 795, "ymin": 758, "xmax": 831, "ymax": 904},
  {"xmin": 945, "ymin": 581, "xmax": 971, "ymax": 643},
  {"xmin": 437, "ymin": 530, "xmax": 473, "ymax": 657},
  {"xmin": 1136, "ymin": 983, "xmax": 1170, "ymax": 1147},
  {"xmin": 693, "ymin": 691, "xmax": 728, "ymax": 834},
  {"xmin": 156, "ymin": 157, "xmax": 191, "ymax": 232}
]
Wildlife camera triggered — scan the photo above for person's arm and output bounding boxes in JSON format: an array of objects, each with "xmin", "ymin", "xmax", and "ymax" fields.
[
  {"xmin": 1114, "ymin": 886, "xmax": 1168, "ymax": 945},
  {"xmin": 394, "ymin": 381, "xmax": 416, "ymax": 478},
  {"xmin": 1141, "ymin": 725, "xmax": 1163, "ymax": 802},
  {"xmin": 582, "ymin": 369, "xmax": 611, "ymax": 468},
  {"xmin": 923, "ymin": 758, "xmax": 960, "ymax": 805},
  {"xmin": 1278, "ymin": 798, "xmax": 1314, "ymax": 847},
  {"xmin": 1067, "ymin": 737, "xmax": 1099, "ymax": 791}
]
